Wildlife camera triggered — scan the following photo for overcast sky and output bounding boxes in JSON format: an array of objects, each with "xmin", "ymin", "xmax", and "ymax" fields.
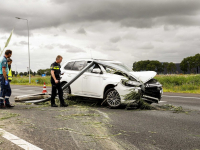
[{"xmin": 1, "ymin": 0, "xmax": 200, "ymax": 72}]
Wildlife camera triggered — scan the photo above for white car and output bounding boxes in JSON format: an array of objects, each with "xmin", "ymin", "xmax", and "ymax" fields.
[{"xmin": 60, "ymin": 59, "xmax": 163, "ymax": 108}]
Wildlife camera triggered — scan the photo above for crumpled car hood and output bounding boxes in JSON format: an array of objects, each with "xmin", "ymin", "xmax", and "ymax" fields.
[
  {"xmin": 129, "ymin": 71, "xmax": 157, "ymax": 83},
  {"xmin": 94, "ymin": 60, "xmax": 157, "ymax": 83}
]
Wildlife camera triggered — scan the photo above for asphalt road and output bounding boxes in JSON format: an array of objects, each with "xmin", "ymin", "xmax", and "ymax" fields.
[{"xmin": 0, "ymin": 85, "xmax": 200, "ymax": 150}]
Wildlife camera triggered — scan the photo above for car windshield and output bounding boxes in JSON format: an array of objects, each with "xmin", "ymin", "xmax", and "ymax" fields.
[{"xmin": 111, "ymin": 63, "xmax": 132, "ymax": 72}]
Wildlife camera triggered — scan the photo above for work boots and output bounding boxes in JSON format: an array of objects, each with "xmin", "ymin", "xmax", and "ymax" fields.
[
  {"xmin": 60, "ymin": 103, "xmax": 68, "ymax": 107},
  {"xmin": 51, "ymin": 104, "xmax": 58, "ymax": 107},
  {"xmin": 0, "ymin": 103, "xmax": 5, "ymax": 109},
  {"xmin": 5, "ymin": 103, "xmax": 14, "ymax": 108},
  {"xmin": 51, "ymin": 103, "xmax": 68, "ymax": 107}
]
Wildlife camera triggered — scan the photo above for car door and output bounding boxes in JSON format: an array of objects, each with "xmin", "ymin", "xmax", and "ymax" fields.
[
  {"xmin": 82, "ymin": 64, "xmax": 104, "ymax": 97},
  {"xmin": 69, "ymin": 61, "xmax": 86, "ymax": 95},
  {"xmin": 61, "ymin": 61, "xmax": 75, "ymax": 85}
]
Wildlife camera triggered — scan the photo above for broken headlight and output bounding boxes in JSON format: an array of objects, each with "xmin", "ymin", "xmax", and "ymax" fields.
[{"xmin": 121, "ymin": 79, "xmax": 142, "ymax": 87}]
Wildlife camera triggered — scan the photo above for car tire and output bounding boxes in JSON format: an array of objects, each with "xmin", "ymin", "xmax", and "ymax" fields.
[
  {"xmin": 104, "ymin": 88, "xmax": 121, "ymax": 108},
  {"xmin": 61, "ymin": 82, "xmax": 71, "ymax": 100}
]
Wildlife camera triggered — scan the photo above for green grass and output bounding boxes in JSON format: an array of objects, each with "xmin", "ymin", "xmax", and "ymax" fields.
[
  {"xmin": 0, "ymin": 112, "xmax": 20, "ymax": 120},
  {"xmin": 10, "ymin": 76, "xmax": 51, "ymax": 86},
  {"xmin": 155, "ymin": 74, "xmax": 200, "ymax": 93}
]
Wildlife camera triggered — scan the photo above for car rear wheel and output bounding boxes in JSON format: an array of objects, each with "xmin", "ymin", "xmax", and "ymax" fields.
[
  {"xmin": 104, "ymin": 88, "xmax": 121, "ymax": 108},
  {"xmin": 61, "ymin": 82, "xmax": 71, "ymax": 99}
]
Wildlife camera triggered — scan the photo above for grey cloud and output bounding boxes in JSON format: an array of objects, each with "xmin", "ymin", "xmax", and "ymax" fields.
[
  {"xmin": 87, "ymin": 45, "xmax": 96, "ymax": 49},
  {"xmin": 163, "ymin": 25, "xmax": 178, "ymax": 31},
  {"xmin": 138, "ymin": 43, "xmax": 154, "ymax": 49},
  {"xmin": 19, "ymin": 41, "xmax": 28, "ymax": 45},
  {"xmin": 62, "ymin": 1, "xmax": 200, "ymax": 28},
  {"xmin": 13, "ymin": 42, "xmax": 19, "ymax": 46},
  {"xmin": 45, "ymin": 45, "xmax": 54, "ymax": 49},
  {"xmin": 57, "ymin": 44, "xmax": 85, "ymax": 53},
  {"xmin": 0, "ymin": 36, "xmax": 7, "ymax": 39},
  {"xmin": 76, "ymin": 27, "xmax": 87, "ymax": 35},
  {"xmin": 101, "ymin": 44, "xmax": 120, "ymax": 51},
  {"xmin": 43, "ymin": 43, "xmax": 85, "ymax": 53},
  {"xmin": 110, "ymin": 36, "xmax": 121, "ymax": 43},
  {"xmin": 1, "ymin": 0, "xmax": 200, "ymax": 35},
  {"xmin": 121, "ymin": 18, "xmax": 155, "ymax": 28},
  {"xmin": 58, "ymin": 28, "xmax": 67, "ymax": 33}
]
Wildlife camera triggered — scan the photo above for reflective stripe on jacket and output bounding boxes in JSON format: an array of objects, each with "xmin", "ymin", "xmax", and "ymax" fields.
[{"xmin": 8, "ymin": 69, "xmax": 12, "ymax": 81}]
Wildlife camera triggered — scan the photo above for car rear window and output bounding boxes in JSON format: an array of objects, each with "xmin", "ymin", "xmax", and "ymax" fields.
[
  {"xmin": 64, "ymin": 62, "xmax": 75, "ymax": 70},
  {"xmin": 72, "ymin": 61, "xmax": 86, "ymax": 71}
]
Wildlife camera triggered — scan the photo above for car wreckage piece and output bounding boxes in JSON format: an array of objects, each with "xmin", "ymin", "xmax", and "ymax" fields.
[{"xmin": 25, "ymin": 60, "xmax": 162, "ymax": 104}]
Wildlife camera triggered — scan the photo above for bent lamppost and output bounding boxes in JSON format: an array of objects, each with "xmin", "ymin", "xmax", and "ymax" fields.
[{"xmin": 15, "ymin": 17, "xmax": 31, "ymax": 84}]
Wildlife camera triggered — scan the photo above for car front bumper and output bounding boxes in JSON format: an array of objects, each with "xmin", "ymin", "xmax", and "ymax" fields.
[
  {"xmin": 114, "ymin": 82, "xmax": 163, "ymax": 105},
  {"xmin": 114, "ymin": 82, "xmax": 141, "ymax": 104}
]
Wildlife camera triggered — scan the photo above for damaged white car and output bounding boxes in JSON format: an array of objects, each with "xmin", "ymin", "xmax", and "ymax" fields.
[{"xmin": 60, "ymin": 59, "xmax": 163, "ymax": 108}]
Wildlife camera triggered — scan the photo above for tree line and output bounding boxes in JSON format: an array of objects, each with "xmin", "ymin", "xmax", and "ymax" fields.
[
  {"xmin": 180, "ymin": 53, "xmax": 200, "ymax": 73},
  {"xmin": 15, "ymin": 69, "xmax": 51, "ymax": 76},
  {"xmin": 132, "ymin": 60, "xmax": 177, "ymax": 74},
  {"xmin": 132, "ymin": 53, "xmax": 200, "ymax": 74}
]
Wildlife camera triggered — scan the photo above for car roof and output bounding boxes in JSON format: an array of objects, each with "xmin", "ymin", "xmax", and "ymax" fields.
[{"xmin": 63, "ymin": 58, "xmax": 122, "ymax": 64}]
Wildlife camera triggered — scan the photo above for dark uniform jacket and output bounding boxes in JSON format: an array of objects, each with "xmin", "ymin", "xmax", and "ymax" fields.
[{"xmin": 50, "ymin": 62, "xmax": 61, "ymax": 84}]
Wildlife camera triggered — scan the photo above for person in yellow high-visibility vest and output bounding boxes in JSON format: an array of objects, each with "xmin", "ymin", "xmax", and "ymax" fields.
[{"xmin": 7, "ymin": 58, "xmax": 12, "ymax": 82}]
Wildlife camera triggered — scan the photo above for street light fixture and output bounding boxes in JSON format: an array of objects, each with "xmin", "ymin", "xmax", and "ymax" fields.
[{"xmin": 15, "ymin": 17, "xmax": 31, "ymax": 83}]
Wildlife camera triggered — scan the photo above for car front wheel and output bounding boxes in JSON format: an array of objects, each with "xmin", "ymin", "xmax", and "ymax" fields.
[{"xmin": 104, "ymin": 88, "xmax": 121, "ymax": 108}]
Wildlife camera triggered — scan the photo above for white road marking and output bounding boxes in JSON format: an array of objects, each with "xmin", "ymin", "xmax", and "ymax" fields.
[
  {"xmin": 159, "ymin": 101, "xmax": 167, "ymax": 103},
  {"xmin": 0, "ymin": 128, "xmax": 43, "ymax": 150},
  {"xmin": 95, "ymin": 110, "xmax": 109, "ymax": 119},
  {"xmin": 162, "ymin": 95, "xmax": 200, "ymax": 100}
]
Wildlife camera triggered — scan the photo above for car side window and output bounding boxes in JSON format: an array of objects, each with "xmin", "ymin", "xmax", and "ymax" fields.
[
  {"xmin": 91, "ymin": 64, "xmax": 102, "ymax": 74},
  {"xmin": 64, "ymin": 62, "xmax": 74, "ymax": 70},
  {"xmin": 86, "ymin": 61, "xmax": 95, "ymax": 72},
  {"xmin": 104, "ymin": 66, "xmax": 116, "ymax": 74},
  {"xmin": 72, "ymin": 61, "xmax": 86, "ymax": 71}
]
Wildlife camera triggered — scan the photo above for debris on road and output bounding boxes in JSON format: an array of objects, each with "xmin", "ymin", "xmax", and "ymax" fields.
[{"xmin": 14, "ymin": 93, "xmax": 50, "ymax": 102}]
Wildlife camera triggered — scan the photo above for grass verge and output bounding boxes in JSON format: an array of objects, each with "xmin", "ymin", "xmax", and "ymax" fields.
[
  {"xmin": 155, "ymin": 74, "xmax": 200, "ymax": 94},
  {"xmin": 0, "ymin": 112, "xmax": 20, "ymax": 121},
  {"xmin": 10, "ymin": 76, "xmax": 51, "ymax": 86}
]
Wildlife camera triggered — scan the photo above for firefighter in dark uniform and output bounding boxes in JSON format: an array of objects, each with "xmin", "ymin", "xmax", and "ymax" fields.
[{"xmin": 50, "ymin": 55, "xmax": 68, "ymax": 107}]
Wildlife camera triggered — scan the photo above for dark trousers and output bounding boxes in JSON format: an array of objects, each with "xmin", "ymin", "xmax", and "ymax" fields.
[
  {"xmin": 0, "ymin": 75, "xmax": 11, "ymax": 104},
  {"xmin": 51, "ymin": 82, "xmax": 64, "ymax": 105}
]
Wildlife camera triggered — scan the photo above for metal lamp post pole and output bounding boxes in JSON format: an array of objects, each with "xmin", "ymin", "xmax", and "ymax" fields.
[{"xmin": 15, "ymin": 17, "xmax": 31, "ymax": 83}]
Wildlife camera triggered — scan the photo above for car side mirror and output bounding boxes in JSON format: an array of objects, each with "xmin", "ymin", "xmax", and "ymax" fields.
[{"xmin": 92, "ymin": 68, "xmax": 101, "ymax": 74}]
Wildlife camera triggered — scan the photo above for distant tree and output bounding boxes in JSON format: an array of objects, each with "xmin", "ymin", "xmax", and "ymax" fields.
[
  {"xmin": 162, "ymin": 62, "xmax": 169, "ymax": 73},
  {"xmin": 37, "ymin": 69, "xmax": 51, "ymax": 76},
  {"xmin": 37, "ymin": 69, "xmax": 44, "ymax": 75},
  {"xmin": 16, "ymin": 71, "xmax": 18, "ymax": 77},
  {"xmin": 132, "ymin": 61, "xmax": 137, "ymax": 71},
  {"xmin": 12, "ymin": 71, "xmax": 15, "ymax": 77},
  {"xmin": 19, "ymin": 72, "xmax": 23, "ymax": 76},
  {"xmin": 133, "ymin": 60, "xmax": 151, "ymax": 71},
  {"xmin": 24, "ymin": 72, "xmax": 27, "ymax": 76},
  {"xmin": 45, "ymin": 69, "xmax": 51, "ymax": 76},
  {"xmin": 133, "ymin": 60, "xmax": 163, "ymax": 73},
  {"xmin": 33, "ymin": 72, "xmax": 36, "ymax": 76},
  {"xmin": 194, "ymin": 53, "xmax": 200, "ymax": 73},
  {"xmin": 187, "ymin": 56, "xmax": 196, "ymax": 73},
  {"xmin": 30, "ymin": 69, "xmax": 33, "ymax": 74},
  {"xmin": 180, "ymin": 58, "xmax": 188, "ymax": 74},
  {"xmin": 167, "ymin": 62, "xmax": 177, "ymax": 74}
]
